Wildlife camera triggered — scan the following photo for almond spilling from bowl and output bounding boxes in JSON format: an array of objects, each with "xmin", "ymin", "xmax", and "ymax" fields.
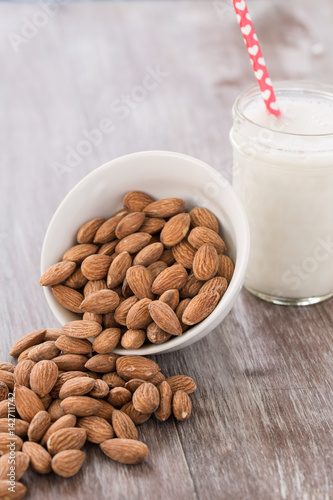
[
  {"xmin": 0, "ymin": 327, "xmax": 198, "ymax": 498},
  {"xmin": 40, "ymin": 191, "xmax": 234, "ymax": 349}
]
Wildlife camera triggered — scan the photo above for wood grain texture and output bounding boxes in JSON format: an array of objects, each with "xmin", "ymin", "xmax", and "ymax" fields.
[{"xmin": 1, "ymin": 1, "xmax": 333, "ymax": 499}]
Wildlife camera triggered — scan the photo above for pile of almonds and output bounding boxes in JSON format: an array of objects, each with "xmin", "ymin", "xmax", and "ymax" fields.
[
  {"xmin": 40, "ymin": 191, "xmax": 234, "ymax": 349},
  {"xmin": 0, "ymin": 326, "xmax": 196, "ymax": 499}
]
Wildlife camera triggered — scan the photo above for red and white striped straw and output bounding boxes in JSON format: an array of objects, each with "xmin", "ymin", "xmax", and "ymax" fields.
[{"xmin": 232, "ymin": 0, "xmax": 281, "ymax": 117}]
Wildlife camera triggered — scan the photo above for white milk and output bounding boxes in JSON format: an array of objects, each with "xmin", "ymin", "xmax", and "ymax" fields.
[{"xmin": 230, "ymin": 83, "xmax": 333, "ymax": 305}]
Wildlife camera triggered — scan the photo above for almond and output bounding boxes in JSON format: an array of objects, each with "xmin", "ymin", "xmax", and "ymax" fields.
[
  {"xmin": 189, "ymin": 206, "xmax": 219, "ymax": 232},
  {"xmin": 41, "ymin": 414, "xmax": 77, "ymax": 446},
  {"xmin": 0, "ymin": 451, "xmax": 29, "ymax": 480},
  {"xmin": 40, "ymin": 394, "xmax": 52, "ymax": 410},
  {"xmin": 77, "ymin": 217, "xmax": 105, "ymax": 243},
  {"xmin": 115, "ymin": 212, "xmax": 146, "ymax": 239},
  {"xmin": 60, "ymin": 397, "xmax": 103, "ymax": 418},
  {"xmin": 121, "ymin": 330, "xmax": 146, "ymax": 350},
  {"xmin": 146, "ymin": 235, "xmax": 159, "ymax": 245},
  {"xmin": 80, "ymin": 289, "xmax": 120, "ymax": 314},
  {"xmin": 199, "ymin": 276, "xmax": 228, "ymax": 297},
  {"xmin": 88, "ymin": 379, "xmax": 109, "ymax": 398},
  {"xmin": 63, "ymin": 243, "xmax": 99, "ymax": 263},
  {"xmin": 0, "ymin": 419, "xmax": 29, "ymax": 439},
  {"xmin": 172, "ymin": 239, "xmax": 196, "ymax": 269},
  {"xmin": 139, "ymin": 217, "xmax": 166, "ymax": 234},
  {"xmin": 192, "ymin": 243, "xmax": 219, "ymax": 280},
  {"xmin": 51, "ymin": 285, "xmax": 84, "ymax": 313},
  {"xmin": 126, "ymin": 298, "xmax": 152, "ymax": 330},
  {"xmin": 83, "ymin": 312, "xmax": 103, "ymax": 324},
  {"xmin": 151, "ymin": 264, "xmax": 188, "ymax": 295},
  {"xmin": 106, "ymin": 251, "xmax": 132, "ymax": 288},
  {"xmin": 9, "ymin": 329, "xmax": 46, "ymax": 357},
  {"xmin": 64, "ymin": 267, "xmax": 88, "ymax": 289},
  {"xmin": 40, "ymin": 261, "xmax": 76, "ymax": 286},
  {"xmin": 14, "ymin": 385, "xmax": 45, "ymax": 422},
  {"xmin": 132, "ymin": 382, "xmax": 160, "ymax": 414},
  {"xmin": 14, "ymin": 360, "xmax": 35, "ymax": 387},
  {"xmin": 30, "ymin": 360, "xmax": 58, "ymax": 397},
  {"xmin": 84, "ymin": 279, "xmax": 107, "ymax": 296},
  {"xmin": 52, "ymin": 355, "xmax": 88, "ymax": 372},
  {"xmin": 81, "ymin": 254, "xmax": 112, "ymax": 280},
  {"xmin": 147, "ymin": 261, "xmax": 168, "ymax": 280},
  {"xmin": 59, "ymin": 377, "xmax": 95, "ymax": 399},
  {"xmin": 124, "ymin": 379, "xmax": 144, "ymax": 393},
  {"xmin": 92, "ymin": 328, "xmax": 121, "ymax": 353},
  {"xmin": 102, "ymin": 313, "xmax": 119, "ymax": 329},
  {"xmin": 160, "ymin": 213, "xmax": 191, "ymax": 247},
  {"xmin": 50, "ymin": 372, "xmax": 91, "ymax": 398},
  {"xmin": 143, "ymin": 198, "xmax": 186, "ymax": 218},
  {"xmin": 182, "ymin": 291, "xmax": 220, "ymax": 325},
  {"xmin": 0, "ymin": 480, "xmax": 26, "ymax": 499},
  {"xmin": 95, "ymin": 399, "xmax": 115, "ymax": 422},
  {"xmin": 188, "ymin": 226, "xmax": 226, "ymax": 253},
  {"xmin": 172, "ymin": 390, "xmax": 192, "ymax": 421},
  {"xmin": 101, "ymin": 438, "xmax": 149, "ymax": 464},
  {"xmin": 123, "ymin": 191, "xmax": 155, "ymax": 212},
  {"xmin": 22, "ymin": 441, "xmax": 52, "ymax": 473},
  {"xmin": 112, "ymin": 409, "xmax": 138, "ymax": 440},
  {"xmin": 180, "ymin": 274, "xmax": 204, "ymax": 299},
  {"xmin": 28, "ymin": 341, "xmax": 60, "ymax": 362},
  {"xmin": 166, "ymin": 375, "xmax": 197, "ymax": 394},
  {"xmin": 52, "ymin": 449, "xmax": 85, "ymax": 477},
  {"xmin": 115, "ymin": 232, "xmax": 152, "ymax": 254},
  {"xmin": 0, "ymin": 433, "xmax": 23, "ymax": 455},
  {"xmin": 155, "ymin": 381, "xmax": 172, "ymax": 421},
  {"xmin": 116, "ymin": 356, "xmax": 160, "ymax": 381},
  {"xmin": 159, "ymin": 249, "xmax": 176, "ymax": 266},
  {"xmin": 44, "ymin": 328, "xmax": 63, "ymax": 341},
  {"xmin": 159, "ymin": 289, "xmax": 179, "ymax": 310},
  {"xmin": 0, "ymin": 401, "xmax": 14, "ymax": 419},
  {"xmin": 28, "ymin": 410, "xmax": 51, "ymax": 442},
  {"xmin": 122, "ymin": 277, "xmax": 134, "ymax": 299},
  {"xmin": 120, "ymin": 402, "xmax": 151, "ymax": 425},
  {"xmin": 114, "ymin": 296, "xmax": 138, "ymax": 326},
  {"xmin": 85, "ymin": 354, "xmax": 118, "ymax": 373},
  {"xmin": 77, "ymin": 416, "xmax": 114, "ymax": 444},
  {"xmin": 17, "ymin": 347, "xmax": 36, "ymax": 363},
  {"xmin": 55, "ymin": 335, "xmax": 93, "ymax": 355},
  {"xmin": 47, "ymin": 427, "xmax": 86, "ymax": 455},
  {"xmin": 0, "ymin": 372, "xmax": 13, "ymax": 391},
  {"xmin": 147, "ymin": 372, "xmax": 166, "ymax": 385},
  {"xmin": 148, "ymin": 301, "xmax": 182, "ymax": 336},
  {"xmin": 97, "ymin": 240, "xmax": 119, "ymax": 256},
  {"xmin": 217, "ymin": 254, "xmax": 234, "ymax": 283},
  {"xmin": 0, "ymin": 384, "xmax": 8, "ymax": 403},
  {"xmin": 146, "ymin": 322, "xmax": 171, "ymax": 344},
  {"xmin": 133, "ymin": 242, "xmax": 164, "ymax": 267},
  {"xmin": 62, "ymin": 320, "xmax": 102, "ymax": 339},
  {"xmin": 93, "ymin": 214, "xmax": 125, "ymax": 244},
  {"xmin": 124, "ymin": 379, "xmax": 145, "ymax": 394},
  {"xmin": 107, "ymin": 387, "xmax": 132, "ymax": 408},
  {"xmin": 102, "ymin": 372, "xmax": 125, "ymax": 388},
  {"xmin": 85, "ymin": 371, "xmax": 100, "ymax": 380},
  {"xmin": 48, "ymin": 399, "xmax": 65, "ymax": 421},
  {"xmin": 0, "ymin": 363, "xmax": 15, "ymax": 373}
]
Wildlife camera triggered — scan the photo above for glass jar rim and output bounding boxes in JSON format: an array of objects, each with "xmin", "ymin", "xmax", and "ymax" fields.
[{"xmin": 233, "ymin": 80, "xmax": 333, "ymax": 138}]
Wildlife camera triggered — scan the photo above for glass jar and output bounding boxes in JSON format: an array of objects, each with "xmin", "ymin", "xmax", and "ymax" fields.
[{"xmin": 230, "ymin": 81, "xmax": 333, "ymax": 305}]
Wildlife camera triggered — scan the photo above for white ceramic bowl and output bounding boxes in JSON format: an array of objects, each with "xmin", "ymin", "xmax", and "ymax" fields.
[{"xmin": 41, "ymin": 151, "xmax": 249, "ymax": 355}]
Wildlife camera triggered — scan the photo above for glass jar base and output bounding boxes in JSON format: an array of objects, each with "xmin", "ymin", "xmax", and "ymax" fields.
[{"xmin": 245, "ymin": 286, "xmax": 333, "ymax": 306}]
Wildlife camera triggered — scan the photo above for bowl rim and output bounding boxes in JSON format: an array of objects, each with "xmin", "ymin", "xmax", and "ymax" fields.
[{"xmin": 41, "ymin": 150, "xmax": 250, "ymax": 355}]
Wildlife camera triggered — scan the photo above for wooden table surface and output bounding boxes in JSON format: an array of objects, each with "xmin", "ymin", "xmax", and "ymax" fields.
[{"xmin": 1, "ymin": 1, "xmax": 333, "ymax": 499}]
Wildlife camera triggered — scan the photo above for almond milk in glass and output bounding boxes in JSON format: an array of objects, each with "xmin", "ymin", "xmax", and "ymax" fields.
[{"xmin": 230, "ymin": 81, "xmax": 333, "ymax": 305}]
